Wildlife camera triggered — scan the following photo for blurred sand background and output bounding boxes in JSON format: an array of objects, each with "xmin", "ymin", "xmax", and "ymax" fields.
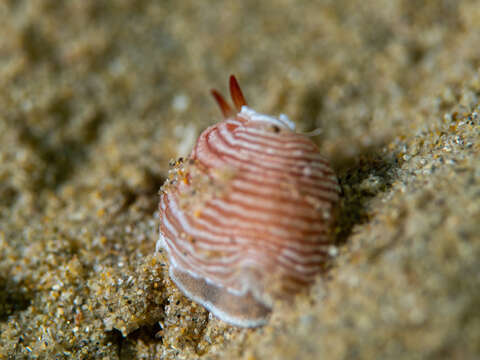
[{"xmin": 0, "ymin": 0, "xmax": 479, "ymax": 359}]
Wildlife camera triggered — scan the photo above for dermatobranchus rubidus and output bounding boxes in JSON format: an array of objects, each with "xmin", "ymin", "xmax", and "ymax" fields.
[{"xmin": 158, "ymin": 76, "xmax": 340, "ymax": 327}]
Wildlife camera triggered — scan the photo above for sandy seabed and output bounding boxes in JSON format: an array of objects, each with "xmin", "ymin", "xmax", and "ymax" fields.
[{"xmin": 0, "ymin": 1, "xmax": 479, "ymax": 359}]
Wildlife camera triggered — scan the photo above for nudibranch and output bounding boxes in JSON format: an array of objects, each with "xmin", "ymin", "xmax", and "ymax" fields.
[{"xmin": 158, "ymin": 76, "xmax": 340, "ymax": 327}]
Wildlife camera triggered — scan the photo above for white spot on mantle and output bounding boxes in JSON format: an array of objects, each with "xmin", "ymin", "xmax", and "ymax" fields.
[{"xmin": 239, "ymin": 106, "xmax": 296, "ymax": 130}]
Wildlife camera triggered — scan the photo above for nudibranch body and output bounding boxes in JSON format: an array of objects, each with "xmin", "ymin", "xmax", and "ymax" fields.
[{"xmin": 158, "ymin": 76, "xmax": 340, "ymax": 327}]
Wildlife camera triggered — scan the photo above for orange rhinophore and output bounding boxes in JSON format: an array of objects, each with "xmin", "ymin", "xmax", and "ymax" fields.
[{"xmin": 158, "ymin": 76, "xmax": 340, "ymax": 327}]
